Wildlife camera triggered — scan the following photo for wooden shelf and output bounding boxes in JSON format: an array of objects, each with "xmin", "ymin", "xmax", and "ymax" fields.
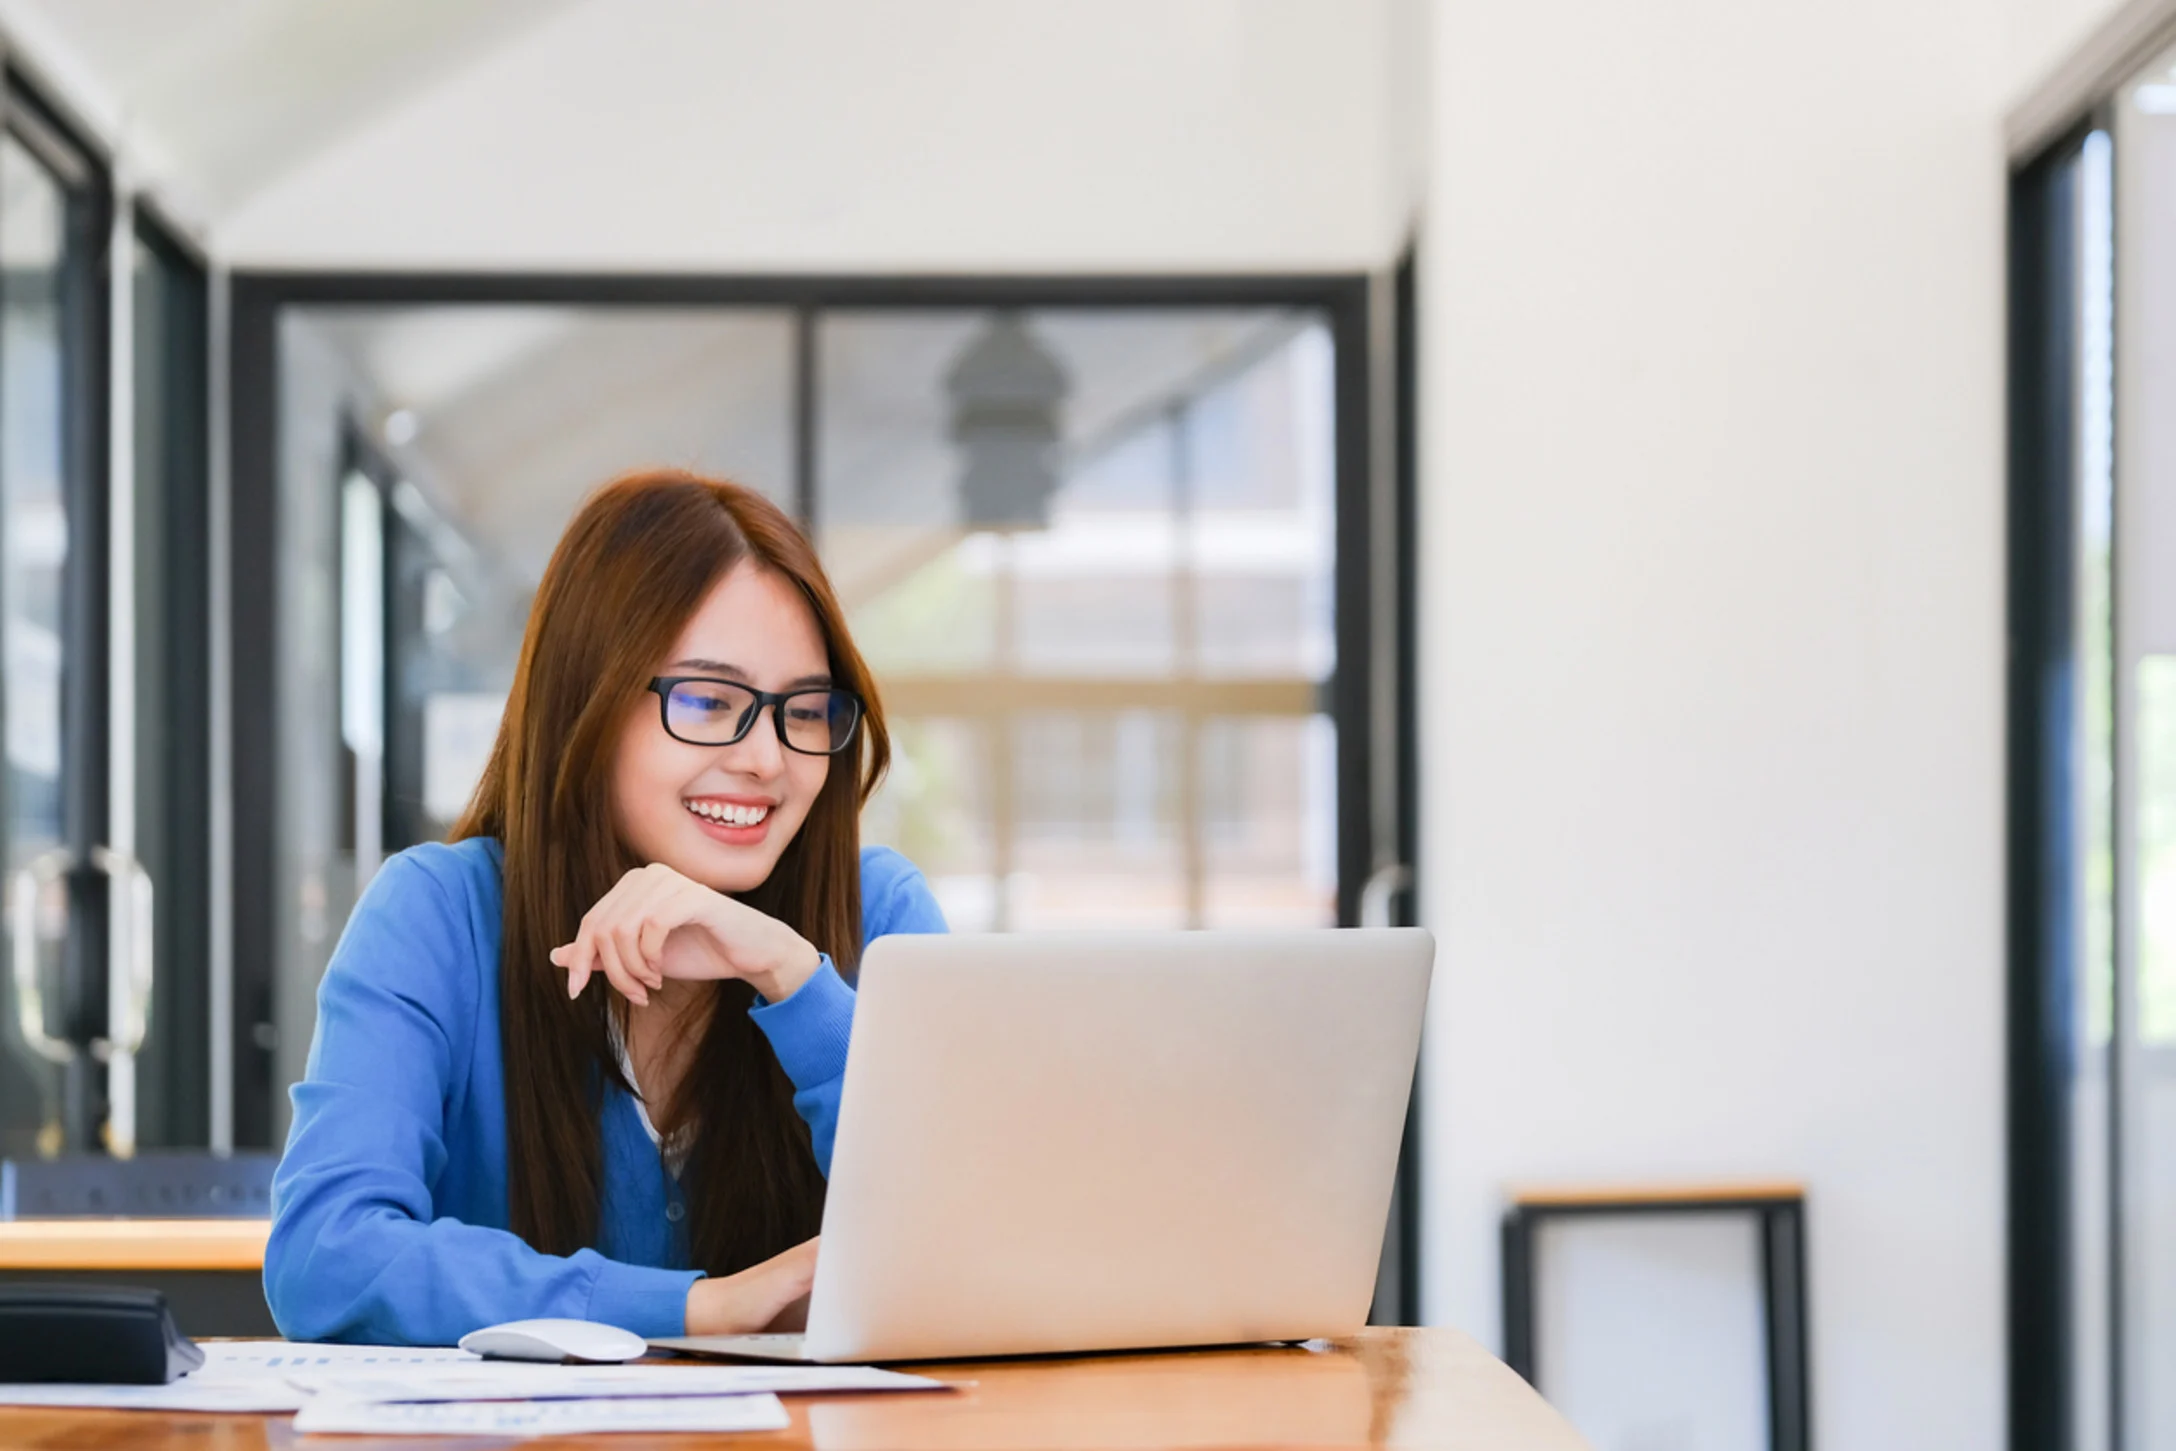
[
  {"xmin": 1508, "ymin": 1180, "xmax": 1806, "ymax": 1209},
  {"xmin": 0, "ymin": 1218, "xmax": 270, "ymax": 1272}
]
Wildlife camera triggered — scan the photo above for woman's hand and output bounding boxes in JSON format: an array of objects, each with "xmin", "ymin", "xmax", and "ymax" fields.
[
  {"xmin": 549, "ymin": 862, "xmax": 822, "ymax": 1007},
  {"xmin": 684, "ymin": 1237, "xmax": 820, "ymax": 1336}
]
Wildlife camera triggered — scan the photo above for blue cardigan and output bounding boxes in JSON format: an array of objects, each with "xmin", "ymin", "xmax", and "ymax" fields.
[{"xmin": 265, "ymin": 837, "xmax": 946, "ymax": 1345}]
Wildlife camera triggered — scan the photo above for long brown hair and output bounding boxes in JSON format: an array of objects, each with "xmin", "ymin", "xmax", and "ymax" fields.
[{"xmin": 451, "ymin": 469, "xmax": 889, "ymax": 1276}]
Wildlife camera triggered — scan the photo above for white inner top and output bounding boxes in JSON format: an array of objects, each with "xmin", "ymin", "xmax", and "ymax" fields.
[{"xmin": 607, "ymin": 1014, "xmax": 691, "ymax": 1178}]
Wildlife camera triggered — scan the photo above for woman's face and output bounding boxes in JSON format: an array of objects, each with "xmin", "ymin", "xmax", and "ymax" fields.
[{"xmin": 612, "ymin": 561, "xmax": 835, "ymax": 894}]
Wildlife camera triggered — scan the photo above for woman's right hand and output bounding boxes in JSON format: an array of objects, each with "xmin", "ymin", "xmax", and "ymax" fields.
[{"xmin": 683, "ymin": 1236, "xmax": 819, "ymax": 1336}]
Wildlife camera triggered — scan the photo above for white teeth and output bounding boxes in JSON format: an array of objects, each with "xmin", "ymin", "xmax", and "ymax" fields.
[{"xmin": 686, "ymin": 800, "xmax": 770, "ymax": 829}]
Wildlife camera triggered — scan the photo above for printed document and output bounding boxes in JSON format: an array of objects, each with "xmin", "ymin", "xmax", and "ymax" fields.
[
  {"xmin": 0, "ymin": 1339, "xmax": 945, "ymax": 1413},
  {"xmin": 293, "ymin": 1392, "xmax": 791, "ymax": 1435}
]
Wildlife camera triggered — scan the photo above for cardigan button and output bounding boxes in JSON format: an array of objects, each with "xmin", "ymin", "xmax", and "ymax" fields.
[{"xmin": 665, "ymin": 1201, "xmax": 685, "ymax": 1223}]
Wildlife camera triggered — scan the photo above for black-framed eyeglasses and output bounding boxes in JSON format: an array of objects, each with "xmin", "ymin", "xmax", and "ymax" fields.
[{"xmin": 646, "ymin": 677, "xmax": 865, "ymax": 756}]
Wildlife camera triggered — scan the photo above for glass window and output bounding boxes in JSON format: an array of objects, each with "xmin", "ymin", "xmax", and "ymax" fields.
[
  {"xmin": 0, "ymin": 133, "xmax": 72, "ymax": 1159},
  {"xmin": 2073, "ymin": 125, "xmax": 2119, "ymax": 1451},
  {"xmin": 2027, "ymin": 55, "xmax": 2176, "ymax": 1449},
  {"xmin": 2117, "ymin": 54, "xmax": 2176, "ymax": 1444},
  {"xmin": 241, "ymin": 290, "xmax": 1372, "ymax": 1146},
  {"xmin": 820, "ymin": 310, "xmax": 1337, "ymax": 931},
  {"xmin": 265, "ymin": 305, "xmax": 797, "ymax": 1140},
  {"xmin": 0, "ymin": 137, "xmax": 69, "ymax": 872}
]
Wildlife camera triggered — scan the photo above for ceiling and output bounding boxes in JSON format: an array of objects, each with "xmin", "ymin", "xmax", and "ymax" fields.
[
  {"xmin": 0, "ymin": 0, "xmax": 1343, "ymax": 646},
  {"xmin": 0, "ymin": 0, "xmax": 1404, "ymax": 270},
  {"xmin": 0, "ymin": 0, "xmax": 580, "ymax": 220}
]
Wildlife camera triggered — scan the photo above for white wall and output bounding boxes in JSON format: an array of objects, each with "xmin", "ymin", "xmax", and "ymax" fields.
[
  {"xmin": 1415, "ymin": 1, "xmax": 2009, "ymax": 1447},
  {"xmin": 216, "ymin": 0, "xmax": 1409, "ymax": 273}
]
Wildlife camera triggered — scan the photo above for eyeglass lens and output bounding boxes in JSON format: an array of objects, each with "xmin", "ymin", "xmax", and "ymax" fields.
[{"xmin": 662, "ymin": 680, "xmax": 858, "ymax": 753}]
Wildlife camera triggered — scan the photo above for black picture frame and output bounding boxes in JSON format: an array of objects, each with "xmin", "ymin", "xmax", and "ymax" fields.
[{"xmin": 1501, "ymin": 1187, "xmax": 1811, "ymax": 1451}]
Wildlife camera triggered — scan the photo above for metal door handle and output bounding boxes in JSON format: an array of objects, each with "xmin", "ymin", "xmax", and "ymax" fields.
[
  {"xmin": 90, "ymin": 847, "xmax": 152, "ymax": 1158},
  {"xmin": 9, "ymin": 847, "xmax": 79, "ymax": 1065},
  {"xmin": 91, "ymin": 847, "xmax": 154, "ymax": 1059},
  {"xmin": 7, "ymin": 849, "xmax": 155, "ymax": 1157}
]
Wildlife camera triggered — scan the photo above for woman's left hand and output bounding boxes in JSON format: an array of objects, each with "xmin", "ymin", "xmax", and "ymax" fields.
[{"xmin": 549, "ymin": 863, "xmax": 823, "ymax": 1007}]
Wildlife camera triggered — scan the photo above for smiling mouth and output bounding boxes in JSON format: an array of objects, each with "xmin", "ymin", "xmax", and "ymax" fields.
[{"xmin": 685, "ymin": 799, "xmax": 771, "ymax": 829}]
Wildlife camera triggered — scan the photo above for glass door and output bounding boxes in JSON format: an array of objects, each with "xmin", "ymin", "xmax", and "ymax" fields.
[
  {"xmin": 2015, "ymin": 50, "xmax": 2176, "ymax": 1451},
  {"xmin": 0, "ymin": 96, "xmax": 111, "ymax": 1159},
  {"xmin": 2112, "ymin": 54, "xmax": 2176, "ymax": 1450}
]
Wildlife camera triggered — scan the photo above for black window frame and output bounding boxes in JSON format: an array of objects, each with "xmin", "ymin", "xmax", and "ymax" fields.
[
  {"xmin": 2008, "ymin": 110, "xmax": 2124, "ymax": 1451},
  {"xmin": 226, "ymin": 268, "xmax": 1424, "ymax": 1319},
  {"xmin": 129, "ymin": 204, "xmax": 212, "ymax": 1150}
]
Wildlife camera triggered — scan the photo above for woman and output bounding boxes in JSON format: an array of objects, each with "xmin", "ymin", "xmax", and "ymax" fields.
[{"xmin": 265, "ymin": 469, "xmax": 945, "ymax": 1345}]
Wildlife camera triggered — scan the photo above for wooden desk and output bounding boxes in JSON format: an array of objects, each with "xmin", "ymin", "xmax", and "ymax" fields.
[
  {"xmin": 0, "ymin": 1219, "xmax": 275, "ymax": 1338},
  {"xmin": 0, "ymin": 1328, "xmax": 1589, "ymax": 1449},
  {"xmin": 0, "ymin": 1219, "xmax": 270, "ymax": 1272}
]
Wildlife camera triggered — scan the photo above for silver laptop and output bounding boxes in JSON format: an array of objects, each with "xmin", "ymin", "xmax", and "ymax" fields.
[{"xmin": 651, "ymin": 927, "xmax": 1434, "ymax": 1364}]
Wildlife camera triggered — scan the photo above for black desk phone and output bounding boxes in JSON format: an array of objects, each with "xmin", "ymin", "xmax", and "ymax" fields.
[{"xmin": 0, "ymin": 1285, "xmax": 204, "ymax": 1383}]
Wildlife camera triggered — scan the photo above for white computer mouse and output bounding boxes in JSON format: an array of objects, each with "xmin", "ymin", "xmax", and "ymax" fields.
[{"xmin": 457, "ymin": 1317, "xmax": 650, "ymax": 1363}]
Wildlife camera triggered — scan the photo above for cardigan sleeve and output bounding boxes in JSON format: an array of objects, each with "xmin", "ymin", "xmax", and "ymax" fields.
[{"xmin": 264, "ymin": 850, "xmax": 700, "ymax": 1345}]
